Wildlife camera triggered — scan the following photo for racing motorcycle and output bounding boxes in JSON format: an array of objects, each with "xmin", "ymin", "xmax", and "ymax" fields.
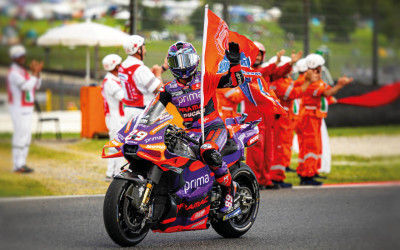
[{"xmin": 101, "ymin": 99, "xmax": 261, "ymax": 247}]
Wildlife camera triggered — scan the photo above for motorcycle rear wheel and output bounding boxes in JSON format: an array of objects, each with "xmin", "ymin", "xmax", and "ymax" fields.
[
  {"xmin": 211, "ymin": 162, "xmax": 260, "ymax": 238},
  {"xmin": 103, "ymin": 179, "xmax": 149, "ymax": 247}
]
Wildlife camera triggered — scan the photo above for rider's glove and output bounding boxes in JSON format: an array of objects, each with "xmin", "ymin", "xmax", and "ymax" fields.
[{"xmin": 225, "ymin": 42, "xmax": 241, "ymax": 66}]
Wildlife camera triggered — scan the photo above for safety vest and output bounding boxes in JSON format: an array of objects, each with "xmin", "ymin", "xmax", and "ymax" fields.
[
  {"xmin": 118, "ymin": 64, "xmax": 144, "ymax": 107},
  {"xmin": 101, "ymin": 77, "xmax": 124, "ymax": 117},
  {"xmin": 7, "ymin": 66, "xmax": 35, "ymax": 107}
]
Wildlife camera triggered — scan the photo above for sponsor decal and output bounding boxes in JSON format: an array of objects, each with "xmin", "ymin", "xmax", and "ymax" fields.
[
  {"xmin": 177, "ymin": 196, "xmax": 209, "ymax": 211},
  {"xmin": 248, "ymin": 134, "xmax": 259, "ymax": 145},
  {"xmin": 191, "ymin": 83, "xmax": 201, "ymax": 90},
  {"xmin": 184, "ymin": 174, "xmax": 210, "ymax": 194},
  {"xmin": 178, "ymin": 104, "xmax": 201, "ymax": 113},
  {"xmin": 150, "ymin": 120, "xmax": 171, "ymax": 135},
  {"xmin": 183, "ymin": 110, "xmax": 201, "ymax": 118},
  {"xmin": 191, "ymin": 206, "xmax": 210, "ymax": 221},
  {"xmin": 145, "ymin": 136, "xmax": 163, "ymax": 143},
  {"xmin": 223, "ymin": 207, "xmax": 242, "ymax": 221},
  {"xmin": 144, "ymin": 144, "xmax": 166, "ymax": 150},
  {"xmin": 140, "ymin": 118, "xmax": 148, "ymax": 124},
  {"xmin": 171, "ymin": 90, "xmax": 184, "ymax": 97},
  {"xmin": 177, "ymin": 92, "xmax": 201, "ymax": 105},
  {"xmin": 190, "ymin": 218, "xmax": 206, "ymax": 229}
]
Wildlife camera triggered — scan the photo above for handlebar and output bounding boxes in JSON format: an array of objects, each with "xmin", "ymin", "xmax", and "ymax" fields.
[{"xmin": 180, "ymin": 133, "xmax": 200, "ymax": 145}]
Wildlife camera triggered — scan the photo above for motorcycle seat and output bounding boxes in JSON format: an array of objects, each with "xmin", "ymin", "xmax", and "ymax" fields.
[
  {"xmin": 220, "ymin": 139, "xmax": 239, "ymax": 157},
  {"xmin": 189, "ymin": 139, "xmax": 238, "ymax": 158}
]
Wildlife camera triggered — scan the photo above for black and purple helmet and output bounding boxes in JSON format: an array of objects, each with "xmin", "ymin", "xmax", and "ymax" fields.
[{"xmin": 167, "ymin": 41, "xmax": 199, "ymax": 79}]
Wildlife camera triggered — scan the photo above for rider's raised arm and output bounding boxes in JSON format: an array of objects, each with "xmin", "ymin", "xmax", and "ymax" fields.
[
  {"xmin": 158, "ymin": 84, "xmax": 171, "ymax": 107},
  {"xmin": 218, "ymin": 42, "xmax": 244, "ymax": 88}
]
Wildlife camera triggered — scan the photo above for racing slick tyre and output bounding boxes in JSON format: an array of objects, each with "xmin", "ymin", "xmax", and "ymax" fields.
[
  {"xmin": 211, "ymin": 162, "xmax": 260, "ymax": 238},
  {"xmin": 103, "ymin": 179, "xmax": 150, "ymax": 247}
]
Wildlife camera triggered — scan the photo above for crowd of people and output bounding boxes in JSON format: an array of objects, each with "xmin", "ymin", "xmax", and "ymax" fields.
[{"xmin": 7, "ymin": 34, "xmax": 352, "ymax": 196}]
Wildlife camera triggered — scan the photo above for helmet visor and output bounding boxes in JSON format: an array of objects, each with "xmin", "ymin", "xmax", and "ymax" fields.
[{"xmin": 168, "ymin": 53, "xmax": 199, "ymax": 69}]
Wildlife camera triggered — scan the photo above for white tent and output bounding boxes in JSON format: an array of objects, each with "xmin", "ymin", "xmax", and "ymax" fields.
[{"xmin": 37, "ymin": 19, "xmax": 130, "ymax": 84}]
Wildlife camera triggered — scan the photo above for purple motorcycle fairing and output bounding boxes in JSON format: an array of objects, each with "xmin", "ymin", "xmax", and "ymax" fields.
[{"xmin": 113, "ymin": 107, "xmax": 260, "ymax": 233}]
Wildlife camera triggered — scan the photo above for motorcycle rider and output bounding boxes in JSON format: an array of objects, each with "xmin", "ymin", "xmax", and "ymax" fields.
[{"xmin": 157, "ymin": 41, "xmax": 244, "ymax": 213}]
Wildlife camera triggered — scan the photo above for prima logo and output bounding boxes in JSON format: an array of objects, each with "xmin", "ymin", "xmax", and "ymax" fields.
[
  {"xmin": 177, "ymin": 92, "xmax": 201, "ymax": 105},
  {"xmin": 144, "ymin": 136, "xmax": 162, "ymax": 143},
  {"xmin": 184, "ymin": 174, "xmax": 210, "ymax": 193}
]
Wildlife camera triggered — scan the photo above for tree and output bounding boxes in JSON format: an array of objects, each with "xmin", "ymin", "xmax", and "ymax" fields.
[
  {"xmin": 321, "ymin": 0, "xmax": 357, "ymax": 42},
  {"xmin": 141, "ymin": 6, "xmax": 166, "ymax": 32},
  {"xmin": 278, "ymin": 1, "xmax": 304, "ymax": 39}
]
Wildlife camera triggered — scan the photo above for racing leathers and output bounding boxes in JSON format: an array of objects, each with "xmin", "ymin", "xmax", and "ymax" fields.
[{"xmin": 158, "ymin": 66, "xmax": 244, "ymax": 213}]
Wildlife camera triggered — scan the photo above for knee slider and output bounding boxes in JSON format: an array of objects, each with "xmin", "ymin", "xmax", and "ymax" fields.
[{"xmin": 201, "ymin": 148, "xmax": 222, "ymax": 168}]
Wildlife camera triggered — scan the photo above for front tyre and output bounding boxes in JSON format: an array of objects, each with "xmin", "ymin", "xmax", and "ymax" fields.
[
  {"xmin": 103, "ymin": 179, "xmax": 149, "ymax": 247},
  {"xmin": 211, "ymin": 162, "xmax": 260, "ymax": 238}
]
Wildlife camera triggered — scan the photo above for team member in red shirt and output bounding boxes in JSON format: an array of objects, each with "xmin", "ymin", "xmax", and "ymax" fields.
[
  {"xmin": 245, "ymin": 41, "xmax": 302, "ymax": 189},
  {"xmin": 297, "ymin": 54, "xmax": 352, "ymax": 185},
  {"xmin": 269, "ymin": 57, "xmax": 311, "ymax": 187}
]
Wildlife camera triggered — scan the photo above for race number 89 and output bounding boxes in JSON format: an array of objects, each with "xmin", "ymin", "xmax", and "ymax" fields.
[{"xmin": 126, "ymin": 129, "xmax": 148, "ymax": 141}]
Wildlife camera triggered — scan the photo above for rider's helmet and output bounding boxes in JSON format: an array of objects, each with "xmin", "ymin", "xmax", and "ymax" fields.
[
  {"xmin": 306, "ymin": 53, "xmax": 325, "ymax": 69},
  {"xmin": 123, "ymin": 35, "xmax": 145, "ymax": 55},
  {"xmin": 167, "ymin": 41, "xmax": 199, "ymax": 79},
  {"xmin": 102, "ymin": 54, "xmax": 122, "ymax": 71},
  {"xmin": 296, "ymin": 58, "xmax": 308, "ymax": 73}
]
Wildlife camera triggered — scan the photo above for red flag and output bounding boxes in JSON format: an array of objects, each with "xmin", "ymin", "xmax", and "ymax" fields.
[
  {"xmin": 337, "ymin": 82, "xmax": 400, "ymax": 107},
  {"xmin": 200, "ymin": 8, "xmax": 286, "ymax": 116}
]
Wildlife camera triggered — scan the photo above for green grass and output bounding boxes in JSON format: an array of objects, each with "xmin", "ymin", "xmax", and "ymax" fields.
[
  {"xmin": 286, "ymin": 154, "xmax": 400, "ymax": 185},
  {"xmin": 0, "ymin": 172, "xmax": 53, "ymax": 197},
  {"xmin": 328, "ymin": 124, "xmax": 400, "ymax": 137}
]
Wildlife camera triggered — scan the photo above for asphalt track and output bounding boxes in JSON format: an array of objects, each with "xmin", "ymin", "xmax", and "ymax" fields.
[{"xmin": 1, "ymin": 186, "xmax": 399, "ymax": 250}]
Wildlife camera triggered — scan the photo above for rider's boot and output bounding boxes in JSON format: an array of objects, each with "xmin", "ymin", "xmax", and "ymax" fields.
[{"xmin": 216, "ymin": 172, "xmax": 239, "ymax": 213}]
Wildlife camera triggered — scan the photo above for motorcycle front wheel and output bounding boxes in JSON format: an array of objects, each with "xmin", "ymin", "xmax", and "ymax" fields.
[
  {"xmin": 211, "ymin": 162, "xmax": 260, "ymax": 238},
  {"xmin": 103, "ymin": 179, "xmax": 149, "ymax": 247}
]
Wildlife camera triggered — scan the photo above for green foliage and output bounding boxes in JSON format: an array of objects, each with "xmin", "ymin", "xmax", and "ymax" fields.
[
  {"xmin": 141, "ymin": 6, "xmax": 166, "ymax": 32},
  {"xmin": 278, "ymin": 1, "xmax": 304, "ymax": 39},
  {"xmin": 321, "ymin": 0, "xmax": 357, "ymax": 41},
  {"xmin": 189, "ymin": 4, "xmax": 206, "ymax": 38}
]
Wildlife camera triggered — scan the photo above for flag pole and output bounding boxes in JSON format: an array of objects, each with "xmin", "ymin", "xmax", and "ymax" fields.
[{"xmin": 200, "ymin": 4, "xmax": 208, "ymax": 144}]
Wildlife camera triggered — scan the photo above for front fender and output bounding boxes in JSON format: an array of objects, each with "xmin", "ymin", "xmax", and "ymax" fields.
[{"xmin": 114, "ymin": 169, "xmax": 147, "ymax": 185}]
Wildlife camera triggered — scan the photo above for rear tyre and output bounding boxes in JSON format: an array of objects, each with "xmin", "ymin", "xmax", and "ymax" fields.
[
  {"xmin": 103, "ymin": 179, "xmax": 149, "ymax": 247},
  {"xmin": 211, "ymin": 162, "xmax": 260, "ymax": 238}
]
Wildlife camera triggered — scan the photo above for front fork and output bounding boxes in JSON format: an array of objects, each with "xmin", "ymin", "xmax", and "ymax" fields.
[
  {"xmin": 137, "ymin": 164, "xmax": 163, "ymax": 215},
  {"xmin": 139, "ymin": 181, "xmax": 154, "ymax": 214}
]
